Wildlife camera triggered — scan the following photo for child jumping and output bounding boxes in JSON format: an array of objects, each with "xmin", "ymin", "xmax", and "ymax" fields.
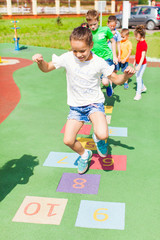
[
  {"xmin": 86, "ymin": 10, "xmax": 118, "ymax": 97},
  {"xmin": 107, "ymin": 15, "xmax": 121, "ymax": 73},
  {"xmin": 133, "ymin": 25, "xmax": 147, "ymax": 101},
  {"xmin": 32, "ymin": 27, "xmax": 135, "ymax": 175},
  {"xmin": 119, "ymin": 28, "xmax": 132, "ymax": 89}
]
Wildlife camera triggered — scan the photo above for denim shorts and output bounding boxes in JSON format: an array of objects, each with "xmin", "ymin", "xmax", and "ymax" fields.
[
  {"xmin": 105, "ymin": 58, "xmax": 119, "ymax": 71},
  {"xmin": 67, "ymin": 103, "xmax": 105, "ymax": 123},
  {"xmin": 119, "ymin": 62, "xmax": 128, "ymax": 72}
]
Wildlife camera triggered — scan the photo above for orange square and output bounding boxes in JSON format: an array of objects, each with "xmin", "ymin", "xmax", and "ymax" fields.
[{"xmin": 12, "ymin": 196, "xmax": 68, "ymax": 225}]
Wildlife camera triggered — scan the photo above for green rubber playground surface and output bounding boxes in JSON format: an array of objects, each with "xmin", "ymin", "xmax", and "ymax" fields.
[{"xmin": 0, "ymin": 43, "xmax": 159, "ymax": 240}]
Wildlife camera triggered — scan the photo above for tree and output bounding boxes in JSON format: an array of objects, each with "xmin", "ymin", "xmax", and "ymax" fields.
[{"xmin": 138, "ymin": 0, "xmax": 149, "ymax": 4}]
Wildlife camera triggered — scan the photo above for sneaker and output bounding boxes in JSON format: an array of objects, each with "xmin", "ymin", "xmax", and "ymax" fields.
[
  {"xmin": 92, "ymin": 133, "xmax": 108, "ymax": 157},
  {"xmin": 106, "ymin": 84, "xmax": 113, "ymax": 97},
  {"xmin": 78, "ymin": 150, "xmax": 92, "ymax": 174},
  {"xmin": 124, "ymin": 83, "xmax": 129, "ymax": 89},
  {"xmin": 141, "ymin": 86, "xmax": 147, "ymax": 93},
  {"xmin": 134, "ymin": 93, "xmax": 141, "ymax": 101}
]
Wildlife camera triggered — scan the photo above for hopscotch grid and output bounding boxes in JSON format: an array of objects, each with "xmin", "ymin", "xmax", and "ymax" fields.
[{"xmin": 13, "ymin": 105, "xmax": 126, "ymax": 229}]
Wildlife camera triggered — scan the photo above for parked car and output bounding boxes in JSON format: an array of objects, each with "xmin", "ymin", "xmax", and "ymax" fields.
[{"xmin": 116, "ymin": 5, "xmax": 160, "ymax": 30}]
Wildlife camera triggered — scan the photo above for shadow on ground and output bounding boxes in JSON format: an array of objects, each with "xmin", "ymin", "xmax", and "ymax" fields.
[{"xmin": 0, "ymin": 154, "xmax": 39, "ymax": 202}]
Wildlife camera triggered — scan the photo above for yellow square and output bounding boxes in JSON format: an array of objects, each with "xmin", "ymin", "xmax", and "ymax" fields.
[
  {"xmin": 77, "ymin": 137, "xmax": 97, "ymax": 150},
  {"xmin": 77, "ymin": 137, "xmax": 107, "ymax": 150},
  {"xmin": 104, "ymin": 106, "xmax": 113, "ymax": 114}
]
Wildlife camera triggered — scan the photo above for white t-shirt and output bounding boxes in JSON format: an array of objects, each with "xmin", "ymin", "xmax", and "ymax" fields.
[{"xmin": 52, "ymin": 51, "xmax": 114, "ymax": 107}]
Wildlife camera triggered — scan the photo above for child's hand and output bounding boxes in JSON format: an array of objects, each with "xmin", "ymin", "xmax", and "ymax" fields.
[
  {"xmin": 32, "ymin": 54, "xmax": 44, "ymax": 63},
  {"xmin": 124, "ymin": 66, "xmax": 136, "ymax": 78},
  {"xmin": 135, "ymin": 65, "xmax": 141, "ymax": 72},
  {"xmin": 121, "ymin": 59, "xmax": 126, "ymax": 64},
  {"xmin": 113, "ymin": 56, "xmax": 118, "ymax": 65}
]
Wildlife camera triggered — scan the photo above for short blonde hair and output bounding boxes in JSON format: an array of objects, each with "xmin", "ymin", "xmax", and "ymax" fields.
[
  {"xmin": 86, "ymin": 10, "xmax": 99, "ymax": 22},
  {"xmin": 121, "ymin": 28, "xmax": 129, "ymax": 36}
]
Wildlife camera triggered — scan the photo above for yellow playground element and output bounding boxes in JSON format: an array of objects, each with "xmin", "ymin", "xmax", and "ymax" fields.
[{"xmin": 0, "ymin": 57, "xmax": 9, "ymax": 64}]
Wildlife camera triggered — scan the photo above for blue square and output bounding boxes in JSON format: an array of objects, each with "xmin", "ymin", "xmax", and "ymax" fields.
[
  {"xmin": 109, "ymin": 127, "xmax": 128, "ymax": 137},
  {"xmin": 75, "ymin": 200, "xmax": 125, "ymax": 230},
  {"xmin": 43, "ymin": 152, "xmax": 79, "ymax": 168}
]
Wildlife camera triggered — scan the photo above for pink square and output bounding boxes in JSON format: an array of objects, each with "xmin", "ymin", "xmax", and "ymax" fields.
[
  {"xmin": 12, "ymin": 196, "xmax": 68, "ymax": 225},
  {"xmin": 61, "ymin": 124, "xmax": 92, "ymax": 135},
  {"xmin": 89, "ymin": 154, "xmax": 127, "ymax": 171}
]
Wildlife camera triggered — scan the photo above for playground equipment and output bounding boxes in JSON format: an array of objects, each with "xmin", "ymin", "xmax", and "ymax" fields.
[
  {"xmin": 11, "ymin": 20, "xmax": 20, "ymax": 51},
  {"xmin": 0, "ymin": 56, "xmax": 9, "ymax": 64}
]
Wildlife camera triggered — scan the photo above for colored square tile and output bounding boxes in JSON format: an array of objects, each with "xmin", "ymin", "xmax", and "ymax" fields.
[
  {"xmin": 109, "ymin": 127, "xmax": 128, "ymax": 137},
  {"xmin": 75, "ymin": 200, "xmax": 125, "ymax": 230},
  {"xmin": 12, "ymin": 196, "xmax": 68, "ymax": 225},
  {"xmin": 61, "ymin": 124, "xmax": 92, "ymax": 135},
  {"xmin": 104, "ymin": 106, "xmax": 113, "ymax": 114},
  {"xmin": 77, "ymin": 137, "xmax": 97, "ymax": 150},
  {"xmin": 77, "ymin": 137, "xmax": 107, "ymax": 150},
  {"xmin": 43, "ymin": 152, "xmax": 79, "ymax": 168},
  {"xmin": 56, "ymin": 173, "xmax": 101, "ymax": 195},
  {"xmin": 90, "ymin": 154, "xmax": 127, "ymax": 171}
]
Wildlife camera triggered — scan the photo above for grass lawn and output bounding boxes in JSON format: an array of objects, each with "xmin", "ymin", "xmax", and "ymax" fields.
[{"xmin": 0, "ymin": 16, "xmax": 160, "ymax": 58}]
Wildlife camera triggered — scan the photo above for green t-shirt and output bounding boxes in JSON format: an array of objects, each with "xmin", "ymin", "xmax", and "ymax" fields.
[{"xmin": 91, "ymin": 26, "xmax": 113, "ymax": 60}]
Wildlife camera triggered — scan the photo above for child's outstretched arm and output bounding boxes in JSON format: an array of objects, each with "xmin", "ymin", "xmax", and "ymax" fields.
[
  {"xmin": 108, "ymin": 66, "xmax": 135, "ymax": 85},
  {"xmin": 110, "ymin": 38, "xmax": 118, "ymax": 65},
  {"xmin": 117, "ymin": 41, "xmax": 121, "ymax": 62},
  {"xmin": 32, "ymin": 54, "xmax": 56, "ymax": 72}
]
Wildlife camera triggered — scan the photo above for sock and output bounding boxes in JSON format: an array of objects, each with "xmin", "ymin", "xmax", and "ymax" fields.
[
  {"xmin": 81, "ymin": 149, "xmax": 89, "ymax": 159},
  {"xmin": 93, "ymin": 134, "xmax": 100, "ymax": 142}
]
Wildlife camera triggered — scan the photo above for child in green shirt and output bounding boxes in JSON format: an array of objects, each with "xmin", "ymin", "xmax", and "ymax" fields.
[{"xmin": 86, "ymin": 10, "xmax": 118, "ymax": 97}]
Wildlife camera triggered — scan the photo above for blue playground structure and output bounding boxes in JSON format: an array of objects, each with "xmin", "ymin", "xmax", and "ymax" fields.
[{"xmin": 11, "ymin": 20, "xmax": 20, "ymax": 51}]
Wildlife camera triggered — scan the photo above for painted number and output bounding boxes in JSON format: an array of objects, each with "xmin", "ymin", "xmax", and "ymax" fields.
[
  {"xmin": 93, "ymin": 208, "xmax": 109, "ymax": 222},
  {"xmin": 24, "ymin": 202, "xmax": 59, "ymax": 217},
  {"xmin": 57, "ymin": 156, "xmax": 68, "ymax": 164},
  {"xmin": 86, "ymin": 141, "xmax": 95, "ymax": 149},
  {"xmin": 72, "ymin": 178, "xmax": 87, "ymax": 189},
  {"xmin": 102, "ymin": 158, "xmax": 114, "ymax": 166},
  {"xmin": 109, "ymin": 129, "xmax": 116, "ymax": 134}
]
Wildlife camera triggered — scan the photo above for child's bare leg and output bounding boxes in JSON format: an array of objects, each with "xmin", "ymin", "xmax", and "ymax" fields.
[
  {"xmin": 102, "ymin": 77, "xmax": 109, "ymax": 87},
  {"xmin": 89, "ymin": 111, "xmax": 108, "ymax": 157},
  {"xmin": 102, "ymin": 78, "xmax": 113, "ymax": 97},
  {"xmin": 64, "ymin": 119, "xmax": 92, "ymax": 174},
  {"xmin": 89, "ymin": 111, "xmax": 108, "ymax": 140},
  {"xmin": 63, "ymin": 119, "xmax": 85, "ymax": 155}
]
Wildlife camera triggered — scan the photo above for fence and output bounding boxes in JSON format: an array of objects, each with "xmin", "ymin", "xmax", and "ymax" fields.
[
  {"xmin": 1, "ymin": 0, "xmax": 122, "ymax": 16},
  {"xmin": 0, "ymin": 0, "xmax": 143, "ymax": 16}
]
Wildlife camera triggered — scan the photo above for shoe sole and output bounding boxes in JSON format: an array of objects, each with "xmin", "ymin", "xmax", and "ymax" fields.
[{"xmin": 96, "ymin": 148, "xmax": 108, "ymax": 158}]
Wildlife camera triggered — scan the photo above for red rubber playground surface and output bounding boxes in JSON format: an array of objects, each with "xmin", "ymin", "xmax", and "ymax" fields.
[{"xmin": 0, "ymin": 43, "xmax": 159, "ymax": 240}]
